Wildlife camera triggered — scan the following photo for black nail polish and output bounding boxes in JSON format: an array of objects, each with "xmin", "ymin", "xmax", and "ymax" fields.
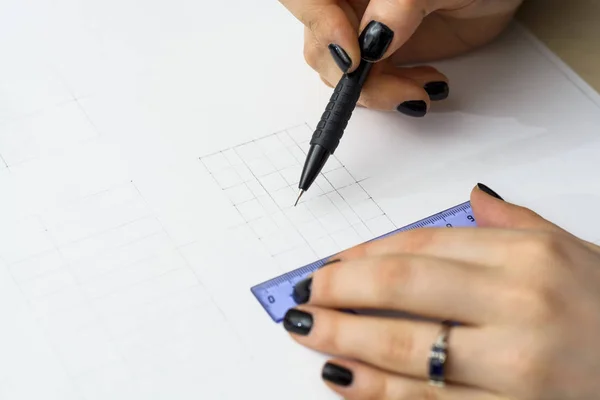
[
  {"xmin": 424, "ymin": 81, "xmax": 449, "ymax": 101},
  {"xmin": 328, "ymin": 44, "xmax": 352, "ymax": 73},
  {"xmin": 396, "ymin": 100, "xmax": 427, "ymax": 117},
  {"xmin": 283, "ymin": 309, "xmax": 313, "ymax": 335},
  {"xmin": 322, "ymin": 362, "xmax": 353, "ymax": 387},
  {"xmin": 293, "ymin": 277, "xmax": 312, "ymax": 304},
  {"xmin": 293, "ymin": 259, "xmax": 340, "ymax": 304},
  {"xmin": 358, "ymin": 21, "xmax": 394, "ymax": 62},
  {"xmin": 477, "ymin": 183, "xmax": 504, "ymax": 200}
]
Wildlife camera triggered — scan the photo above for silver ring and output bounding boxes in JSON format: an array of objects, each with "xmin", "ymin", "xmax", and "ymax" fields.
[{"xmin": 428, "ymin": 320, "xmax": 452, "ymax": 387}]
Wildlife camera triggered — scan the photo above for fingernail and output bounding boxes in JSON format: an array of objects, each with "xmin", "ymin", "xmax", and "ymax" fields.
[
  {"xmin": 328, "ymin": 44, "xmax": 352, "ymax": 73},
  {"xmin": 283, "ymin": 309, "xmax": 313, "ymax": 335},
  {"xmin": 322, "ymin": 362, "xmax": 353, "ymax": 387},
  {"xmin": 396, "ymin": 100, "xmax": 427, "ymax": 117},
  {"xmin": 358, "ymin": 21, "xmax": 394, "ymax": 62},
  {"xmin": 477, "ymin": 183, "xmax": 504, "ymax": 200},
  {"xmin": 292, "ymin": 277, "xmax": 312, "ymax": 304},
  {"xmin": 293, "ymin": 259, "xmax": 340, "ymax": 304},
  {"xmin": 424, "ymin": 81, "xmax": 449, "ymax": 101}
]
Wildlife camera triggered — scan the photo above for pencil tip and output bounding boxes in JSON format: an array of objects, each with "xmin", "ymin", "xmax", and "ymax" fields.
[{"xmin": 294, "ymin": 190, "xmax": 304, "ymax": 207}]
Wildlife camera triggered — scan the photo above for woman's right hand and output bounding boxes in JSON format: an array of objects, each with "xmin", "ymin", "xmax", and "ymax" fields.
[{"xmin": 279, "ymin": 0, "xmax": 523, "ymax": 117}]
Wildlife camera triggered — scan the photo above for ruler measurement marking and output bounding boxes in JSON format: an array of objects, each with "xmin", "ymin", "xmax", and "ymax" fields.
[{"xmin": 251, "ymin": 201, "xmax": 477, "ymax": 322}]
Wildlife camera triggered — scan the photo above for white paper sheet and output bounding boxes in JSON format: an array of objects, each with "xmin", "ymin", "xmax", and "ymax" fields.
[{"xmin": 1, "ymin": 1, "xmax": 600, "ymax": 398}]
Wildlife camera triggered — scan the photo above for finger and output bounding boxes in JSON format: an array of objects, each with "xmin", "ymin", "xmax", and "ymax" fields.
[
  {"xmin": 327, "ymin": 184, "xmax": 594, "ymax": 267},
  {"xmin": 304, "ymin": 26, "xmax": 344, "ymax": 85},
  {"xmin": 283, "ymin": 306, "xmax": 485, "ymax": 386},
  {"xmin": 382, "ymin": 64, "xmax": 450, "ymax": 101},
  {"xmin": 280, "ymin": 0, "xmax": 361, "ymax": 73},
  {"xmin": 471, "ymin": 183, "xmax": 600, "ymax": 253},
  {"xmin": 334, "ymin": 183, "xmax": 569, "ymax": 265},
  {"xmin": 356, "ymin": 65, "xmax": 432, "ymax": 116},
  {"xmin": 320, "ymin": 358, "xmax": 505, "ymax": 400},
  {"xmin": 470, "ymin": 183, "xmax": 565, "ymax": 232},
  {"xmin": 304, "ymin": 254, "xmax": 502, "ymax": 324},
  {"xmin": 316, "ymin": 59, "xmax": 433, "ymax": 114},
  {"xmin": 336, "ymin": 224, "xmax": 519, "ymax": 270},
  {"xmin": 353, "ymin": 64, "xmax": 448, "ymax": 111},
  {"xmin": 357, "ymin": 0, "xmax": 431, "ymax": 62}
]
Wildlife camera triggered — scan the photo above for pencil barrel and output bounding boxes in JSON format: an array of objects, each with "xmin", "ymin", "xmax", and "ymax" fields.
[{"xmin": 309, "ymin": 61, "xmax": 372, "ymax": 153}]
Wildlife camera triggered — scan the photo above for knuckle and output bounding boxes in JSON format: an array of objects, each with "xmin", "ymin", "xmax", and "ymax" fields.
[
  {"xmin": 372, "ymin": 258, "xmax": 414, "ymax": 306},
  {"xmin": 505, "ymin": 285, "xmax": 557, "ymax": 325},
  {"xmin": 298, "ymin": 8, "xmax": 321, "ymax": 36},
  {"xmin": 522, "ymin": 232, "xmax": 564, "ymax": 262},
  {"xmin": 399, "ymin": 0, "xmax": 430, "ymax": 16},
  {"xmin": 504, "ymin": 341, "xmax": 550, "ymax": 398},
  {"xmin": 516, "ymin": 233, "xmax": 563, "ymax": 281},
  {"xmin": 525, "ymin": 289, "xmax": 556, "ymax": 325},
  {"xmin": 398, "ymin": 229, "xmax": 438, "ymax": 253},
  {"xmin": 377, "ymin": 328, "xmax": 416, "ymax": 367},
  {"xmin": 357, "ymin": 92, "xmax": 380, "ymax": 109},
  {"xmin": 306, "ymin": 15, "xmax": 321, "ymax": 36},
  {"xmin": 512, "ymin": 234, "xmax": 568, "ymax": 322},
  {"xmin": 398, "ymin": 0, "xmax": 422, "ymax": 10},
  {"xmin": 303, "ymin": 42, "xmax": 320, "ymax": 70}
]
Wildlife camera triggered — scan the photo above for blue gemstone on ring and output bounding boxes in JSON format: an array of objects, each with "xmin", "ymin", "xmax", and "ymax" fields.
[{"xmin": 429, "ymin": 344, "xmax": 446, "ymax": 382}]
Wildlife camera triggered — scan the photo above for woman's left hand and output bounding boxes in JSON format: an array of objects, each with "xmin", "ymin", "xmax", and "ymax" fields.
[{"xmin": 283, "ymin": 184, "xmax": 600, "ymax": 400}]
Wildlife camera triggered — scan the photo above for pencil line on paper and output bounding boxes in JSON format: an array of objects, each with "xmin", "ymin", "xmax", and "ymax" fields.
[
  {"xmin": 197, "ymin": 123, "xmax": 395, "ymax": 262},
  {"xmin": 129, "ymin": 180, "xmax": 250, "ymax": 355},
  {"xmin": 232, "ymin": 144, "xmax": 280, "ymax": 210},
  {"xmin": 39, "ymin": 213, "xmax": 155, "ymax": 252},
  {"xmin": 230, "ymin": 144, "xmax": 317, "ymax": 259},
  {"xmin": 74, "ymin": 97, "xmax": 102, "ymax": 137}
]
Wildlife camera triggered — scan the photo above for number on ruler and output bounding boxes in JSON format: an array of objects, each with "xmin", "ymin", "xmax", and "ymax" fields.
[{"xmin": 268, "ymin": 295, "xmax": 275, "ymax": 304}]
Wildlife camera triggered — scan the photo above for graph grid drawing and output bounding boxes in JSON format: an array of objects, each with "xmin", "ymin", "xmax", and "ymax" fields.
[
  {"xmin": 199, "ymin": 124, "xmax": 397, "ymax": 269},
  {"xmin": 0, "ymin": 181, "xmax": 249, "ymax": 396}
]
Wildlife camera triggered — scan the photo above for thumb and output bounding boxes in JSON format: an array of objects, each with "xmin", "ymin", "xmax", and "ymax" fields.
[
  {"xmin": 470, "ymin": 183, "xmax": 565, "ymax": 233},
  {"xmin": 357, "ymin": 0, "xmax": 433, "ymax": 62}
]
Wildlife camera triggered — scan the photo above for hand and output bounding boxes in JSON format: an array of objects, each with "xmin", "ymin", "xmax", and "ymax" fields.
[
  {"xmin": 279, "ymin": 0, "xmax": 523, "ymax": 116},
  {"xmin": 283, "ymin": 184, "xmax": 600, "ymax": 399}
]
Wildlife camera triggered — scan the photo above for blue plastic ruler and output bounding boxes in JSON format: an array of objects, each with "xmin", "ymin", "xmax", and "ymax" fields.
[{"xmin": 251, "ymin": 200, "xmax": 477, "ymax": 322}]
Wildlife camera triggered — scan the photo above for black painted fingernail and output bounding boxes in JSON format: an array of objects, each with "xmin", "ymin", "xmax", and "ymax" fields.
[
  {"xmin": 477, "ymin": 183, "xmax": 504, "ymax": 200},
  {"xmin": 424, "ymin": 81, "xmax": 449, "ymax": 101},
  {"xmin": 283, "ymin": 309, "xmax": 313, "ymax": 335},
  {"xmin": 328, "ymin": 44, "xmax": 352, "ymax": 73},
  {"xmin": 293, "ymin": 259, "xmax": 340, "ymax": 304},
  {"xmin": 322, "ymin": 362, "xmax": 353, "ymax": 387},
  {"xmin": 293, "ymin": 277, "xmax": 312, "ymax": 304},
  {"xmin": 396, "ymin": 100, "xmax": 427, "ymax": 117},
  {"xmin": 358, "ymin": 21, "xmax": 394, "ymax": 62}
]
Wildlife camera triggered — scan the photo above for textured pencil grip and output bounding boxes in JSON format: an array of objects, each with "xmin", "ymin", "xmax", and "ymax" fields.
[{"xmin": 310, "ymin": 61, "xmax": 371, "ymax": 153}]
